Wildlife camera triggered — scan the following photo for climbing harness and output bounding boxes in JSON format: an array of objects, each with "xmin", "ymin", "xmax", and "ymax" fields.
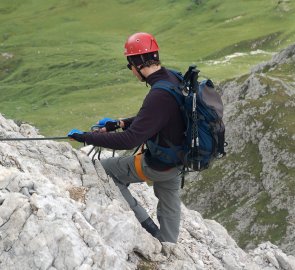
[{"xmin": 134, "ymin": 153, "xmax": 149, "ymax": 182}]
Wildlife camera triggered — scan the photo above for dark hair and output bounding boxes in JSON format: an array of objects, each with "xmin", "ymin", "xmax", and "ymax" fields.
[
  {"xmin": 127, "ymin": 52, "xmax": 160, "ymax": 67},
  {"xmin": 142, "ymin": 59, "xmax": 161, "ymax": 67}
]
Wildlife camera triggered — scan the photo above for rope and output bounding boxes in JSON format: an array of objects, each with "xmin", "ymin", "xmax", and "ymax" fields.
[{"xmin": 0, "ymin": 136, "xmax": 69, "ymax": 141}]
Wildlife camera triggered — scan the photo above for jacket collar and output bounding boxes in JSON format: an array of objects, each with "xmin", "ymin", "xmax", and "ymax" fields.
[{"xmin": 145, "ymin": 67, "xmax": 170, "ymax": 86}]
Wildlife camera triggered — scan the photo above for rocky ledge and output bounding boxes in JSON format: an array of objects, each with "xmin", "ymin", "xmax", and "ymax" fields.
[{"xmin": 0, "ymin": 114, "xmax": 295, "ymax": 269}]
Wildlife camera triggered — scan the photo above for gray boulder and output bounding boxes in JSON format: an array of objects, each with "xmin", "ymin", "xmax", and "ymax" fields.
[{"xmin": 1, "ymin": 114, "xmax": 295, "ymax": 269}]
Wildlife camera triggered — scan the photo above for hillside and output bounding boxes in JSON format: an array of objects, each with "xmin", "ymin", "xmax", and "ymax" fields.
[
  {"xmin": 182, "ymin": 43, "xmax": 295, "ymax": 255},
  {"xmin": 0, "ymin": 0, "xmax": 295, "ymax": 137},
  {"xmin": 1, "ymin": 114, "xmax": 295, "ymax": 269}
]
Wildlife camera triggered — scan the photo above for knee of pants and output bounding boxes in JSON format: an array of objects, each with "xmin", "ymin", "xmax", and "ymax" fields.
[
  {"xmin": 100, "ymin": 158, "xmax": 131, "ymax": 189},
  {"xmin": 100, "ymin": 158, "xmax": 112, "ymax": 174}
]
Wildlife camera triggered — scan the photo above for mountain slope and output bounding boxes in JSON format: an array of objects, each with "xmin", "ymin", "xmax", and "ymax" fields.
[
  {"xmin": 182, "ymin": 43, "xmax": 295, "ymax": 255},
  {"xmin": 0, "ymin": 0, "xmax": 295, "ymax": 136}
]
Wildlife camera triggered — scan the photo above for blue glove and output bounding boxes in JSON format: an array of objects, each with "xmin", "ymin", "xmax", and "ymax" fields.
[
  {"xmin": 98, "ymin": 118, "xmax": 117, "ymax": 128},
  {"xmin": 91, "ymin": 118, "xmax": 120, "ymax": 132},
  {"xmin": 68, "ymin": 129, "xmax": 84, "ymax": 136},
  {"xmin": 67, "ymin": 129, "xmax": 86, "ymax": 142}
]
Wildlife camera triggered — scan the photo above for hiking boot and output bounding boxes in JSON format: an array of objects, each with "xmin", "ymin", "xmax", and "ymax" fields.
[{"xmin": 141, "ymin": 217, "xmax": 161, "ymax": 239}]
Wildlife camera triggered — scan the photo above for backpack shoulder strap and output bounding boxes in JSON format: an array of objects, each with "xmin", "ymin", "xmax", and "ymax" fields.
[
  {"xmin": 167, "ymin": 69, "xmax": 184, "ymax": 82},
  {"xmin": 152, "ymin": 80, "xmax": 183, "ymax": 106},
  {"xmin": 151, "ymin": 69, "xmax": 184, "ymax": 106}
]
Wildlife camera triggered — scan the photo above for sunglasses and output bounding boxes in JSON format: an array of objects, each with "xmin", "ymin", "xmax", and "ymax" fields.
[{"xmin": 127, "ymin": 63, "xmax": 132, "ymax": 70}]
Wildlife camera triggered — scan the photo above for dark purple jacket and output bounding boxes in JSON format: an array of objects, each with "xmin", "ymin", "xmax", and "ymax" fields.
[{"xmin": 85, "ymin": 67, "xmax": 185, "ymax": 165}]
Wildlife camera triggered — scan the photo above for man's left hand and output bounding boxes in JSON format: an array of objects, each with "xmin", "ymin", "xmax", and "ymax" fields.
[
  {"xmin": 93, "ymin": 118, "xmax": 121, "ymax": 132},
  {"xmin": 104, "ymin": 120, "xmax": 120, "ymax": 132}
]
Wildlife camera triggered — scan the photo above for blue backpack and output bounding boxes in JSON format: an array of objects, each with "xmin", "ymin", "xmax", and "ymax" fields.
[{"xmin": 147, "ymin": 65, "xmax": 226, "ymax": 185}]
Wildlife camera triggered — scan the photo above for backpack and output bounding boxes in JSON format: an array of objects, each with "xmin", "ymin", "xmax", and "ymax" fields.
[{"xmin": 148, "ymin": 65, "xmax": 226, "ymax": 186}]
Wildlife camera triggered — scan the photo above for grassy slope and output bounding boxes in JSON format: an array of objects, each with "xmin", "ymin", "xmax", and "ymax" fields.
[{"xmin": 0, "ymin": 0, "xmax": 294, "ymax": 136}]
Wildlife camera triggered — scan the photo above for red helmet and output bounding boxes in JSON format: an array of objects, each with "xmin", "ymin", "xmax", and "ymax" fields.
[{"xmin": 124, "ymin": 32, "xmax": 159, "ymax": 56}]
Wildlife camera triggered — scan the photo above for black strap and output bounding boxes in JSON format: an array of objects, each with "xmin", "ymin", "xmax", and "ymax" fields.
[
  {"xmin": 132, "ymin": 144, "xmax": 145, "ymax": 155},
  {"xmin": 181, "ymin": 165, "xmax": 185, "ymax": 189}
]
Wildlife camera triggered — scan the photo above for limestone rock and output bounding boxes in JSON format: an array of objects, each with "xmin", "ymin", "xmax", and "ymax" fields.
[
  {"xmin": 251, "ymin": 43, "xmax": 295, "ymax": 73},
  {"xmin": 1, "ymin": 114, "xmax": 295, "ymax": 269}
]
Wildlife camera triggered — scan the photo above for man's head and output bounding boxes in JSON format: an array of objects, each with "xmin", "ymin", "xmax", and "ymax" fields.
[{"xmin": 124, "ymin": 32, "xmax": 161, "ymax": 81}]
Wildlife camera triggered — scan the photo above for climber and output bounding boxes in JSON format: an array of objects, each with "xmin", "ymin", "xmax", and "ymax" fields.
[{"xmin": 68, "ymin": 32, "xmax": 185, "ymax": 243}]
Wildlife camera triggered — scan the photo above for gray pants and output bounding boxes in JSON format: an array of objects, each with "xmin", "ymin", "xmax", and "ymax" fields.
[{"xmin": 100, "ymin": 155, "xmax": 181, "ymax": 243}]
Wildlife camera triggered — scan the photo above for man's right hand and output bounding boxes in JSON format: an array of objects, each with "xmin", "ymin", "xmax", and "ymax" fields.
[{"xmin": 67, "ymin": 129, "xmax": 86, "ymax": 142}]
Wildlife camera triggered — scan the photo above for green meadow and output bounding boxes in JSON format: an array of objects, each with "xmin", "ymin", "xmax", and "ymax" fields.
[{"xmin": 0, "ymin": 0, "xmax": 294, "ymax": 136}]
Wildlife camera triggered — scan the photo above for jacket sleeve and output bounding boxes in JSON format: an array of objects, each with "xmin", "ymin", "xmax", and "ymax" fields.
[
  {"xmin": 84, "ymin": 89, "xmax": 175, "ymax": 149},
  {"xmin": 121, "ymin": 117, "xmax": 135, "ymax": 130}
]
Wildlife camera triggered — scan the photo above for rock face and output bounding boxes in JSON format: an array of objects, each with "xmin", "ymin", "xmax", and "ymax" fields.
[
  {"xmin": 182, "ymin": 44, "xmax": 295, "ymax": 255},
  {"xmin": 1, "ymin": 115, "xmax": 295, "ymax": 269}
]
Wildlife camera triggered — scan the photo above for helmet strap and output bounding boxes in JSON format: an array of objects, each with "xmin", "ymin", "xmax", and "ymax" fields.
[
  {"xmin": 136, "ymin": 66, "xmax": 146, "ymax": 82},
  {"xmin": 128, "ymin": 57, "xmax": 146, "ymax": 81}
]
